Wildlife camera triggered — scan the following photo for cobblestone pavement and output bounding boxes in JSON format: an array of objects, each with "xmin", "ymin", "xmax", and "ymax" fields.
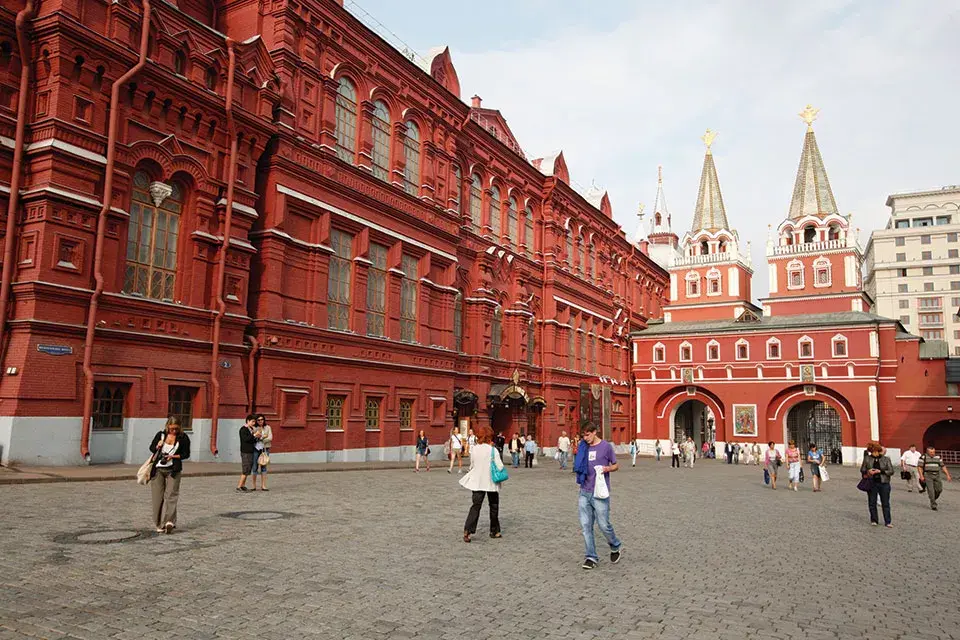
[{"xmin": 1, "ymin": 457, "xmax": 959, "ymax": 640}]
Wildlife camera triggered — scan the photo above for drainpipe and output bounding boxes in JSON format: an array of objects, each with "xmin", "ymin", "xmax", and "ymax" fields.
[
  {"xmin": 245, "ymin": 334, "xmax": 259, "ymax": 413},
  {"xmin": 0, "ymin": 0, "xmax": 40, "ymax": 371},
  {"xmin": 79, "ymin": 0, "xmax": 151, "ymax": 461},
  {"xmin": 208, "ymin": 37, "xmax": 240, "ymax": 456},
  {"xmin": 540, "ymin": 204, "xmax": 548, "ymax": 437}
]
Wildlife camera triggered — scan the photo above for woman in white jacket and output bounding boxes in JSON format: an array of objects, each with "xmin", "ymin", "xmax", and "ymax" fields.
[{"xmin": 460, "ymin": 426, "xmax": 504, "ymax": 543}]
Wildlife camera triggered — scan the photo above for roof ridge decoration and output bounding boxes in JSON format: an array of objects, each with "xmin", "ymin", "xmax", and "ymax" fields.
[
  {"xmin": 690, "ymin": 129, "xmax": 730, "ymax": 233},
  {"xmin": 652, "ymin": 165, "xmax": 669, "ymax": 223},
  {"xmin": 787, "ymin": 105, "xmax": 840, "ymax": 220}
]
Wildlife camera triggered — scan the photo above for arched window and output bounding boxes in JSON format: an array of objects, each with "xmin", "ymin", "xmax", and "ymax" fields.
[
  {"xmin": 766, "ymin": 337, "xmax": 781, "ymax": 360},
  {"xmin": 124, "ymin": 171, "xmax": 181, "ymax": 301},
  {"xmin": 813, "ymin": 256, "xmax": 832, "ymax": 287},
  {"xmin": 453, "ymin": 292, "xmax": 463, "ymax": 352},
  {"xmin": 334, "ymin": 77, "xmax": 357, "ymax": 163},
  {"xmin": 653, "ymin": 343, "xmax": 665, "ymax": 363},
  {"xmin": 706, "ymin": 340, "xmax": 720, "ymax": 361},
  {"xmin": 718, "ymin": 240, "xmax": 727, "ymax": 253},
  {"xmin": 579, "ymin": 332, "xmax": 587, "ymax": 371},
  {"xmin": 469, "ymin": 174, "xmax": 482, "ymax": 231},
  {"xmin": 589, "ymin": 334, "xmax": 597, "ymax": 374},
  {"xmin": 655, "ymin": 212, "xmax": 662, "ymax": 226},
  {"xmin": 706, "ymin": 268, "xmax": 721, "ymax": 296},
  {"xmin": 798, "ymin": 336, "xmax": 814, "ymax": 359},
  {"xmin": 327, "ymin": 229, "xmax": 354, "ymax": 331},
  {"xmin": 577, "ymin": 236, "xmax": 585, "ymax": 276},
  {"xmin": 566, "ymin": 231, "xmax": 574, "ymax": 267},
  {"xmin": 586, "ymin": 244, "xmax": 594, "ymax": 279},
  {"xmin": 488, "ymin": 185, "xmax": 501, "ymax": 239},
  {"xmin": 787, "ymin": 259, "xmax": 804, "ymax": 289},
  {"xmin": 685, "ymin": 271, "xmax": 700, "ymax": 297},
  {"xmin": 400, "ymin": 254, "xmax": 418, "ymax": 343},
  {"xmin": 507, "ymin": 197, "xmax": 519, "ymax": 249},
  {"xmin": 735, "ymin": 338, "xmax": 749, "ymax": 361},
  {"xmin": 700, "ymin": 240, "xmax": 709, "ymax": 255},
  {"xmin": 523, "ymin": 206, "xmax": 534, "ymax": 258},
  {"xmin": 402, "ymin": 121, "xmax": 420, "ymax": 196},
  {"xmin": 451, "ymin": 164, "xmax": 462, "ymax": 214},
  {"xmin": 526, "ymin": 318, "xmax": 535, "ymax": 365},
  {"xmin": 174, "ymin": 50, "xmax": 186, "ymax": 76},
  {"xmin": 370, "ymin": 100, "xmax": 391, "ymax": 182},
  {"xmin": 679, "ymin": 341, "xmax": 692, "ymax": 362},
  {"xmin": 568, "ymin": 328, "xmax": 576, "ymax": 369},
  {"xmin": 204, "ymin": 67, "xmax": 217, "ymax": 91},
  {"xmin": 490, "ymin": 305, "xmax": 502, "ymax": 358},
  {"xmin": 832, "ymin": 334, "xmax": 848, "ymax": 358},
  {"xmin": 828, "ymin": 224, "xmax": 841, "ymax": 241},
  {"xmin": 803, "ymin": 225, "xmax": 817, "ymax": 243}
]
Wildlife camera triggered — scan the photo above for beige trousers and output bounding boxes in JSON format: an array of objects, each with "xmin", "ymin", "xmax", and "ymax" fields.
[
  {"xmin": 905, "ymin": 465, "xmax": 919, "ymax": 491},
  {"xmin": 151, "ymin": 469, "xmax": 181, "ymax": 527}
]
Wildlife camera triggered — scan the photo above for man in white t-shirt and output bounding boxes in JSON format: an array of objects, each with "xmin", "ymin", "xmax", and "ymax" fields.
[
  {"xmin": 557, "ymin": 432, "xmax": 571, "ymax": 470},
  {"xmin": 448, "ymin": 429, "xmax": 464, "ymax": 474},
  {"xmin": 900, "ymin": 444, "xmax": 922, "ymax": 492}
]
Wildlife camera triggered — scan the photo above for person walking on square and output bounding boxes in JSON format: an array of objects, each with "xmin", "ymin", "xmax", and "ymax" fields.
[
  {"xmin": 460, "ymin": 426, "xmax": 503, "ymax": 542},
  {"xmin": 786, "ymin": 441, "xmax": 802, "ymax": 491},
  {"xmin": 557, "ymin": 431, "xmax": 571, "ymax": 470},
  {"xmin": 574, "ymin": 423, "xmax": 622, "ymax": 570},
  {"xmin": 655, "ymin": 439, "xmax": 662, "ymax": 462},
  {"xmin": 466, "ymin": 428, "xmax": 477, "ymax": 457},
  {"xmin": 251, "ymin": 414, "xmax": 272, "ymax": 491},
  {"xmin": 724, "ymin": 442, "xmax": 733, "ymax": 464},
  {"xmin": 524, "ymin": 435, "xmax": 537, "ymax": 468},
  {"xmin": 630, "ymin": 439, "xmax": 638, "ymax": 467},
  {"xmin": 860, "ymin": 441, "xmax": 894, "ymax": 526},
  {"xmin": 508, "ymin": 433, "xmax": 522, "ymax": 468},
  {"xmin": 764, "ymin": 441, "xmax": 782, "ymax": 490},
  {"xmin": 415, "ymin": 430, "xmax": 430, "ymax": 472},
  {"xmin": 448, "ymin": 428, "xmax": 464, "ymax": 474},
  {"xmin": 236, "ymin": 414, "xmax": 257, "ymax": 492},
  {"xmin": 684, "ymin": 437, "xmax": 696, "ymax": 468},
  {"xmin": 494, "ymin": 432, "xmax": 505, "ymax": 457},
  {"xmin": 917, "ymin": 446, "xmax": 953, "ymax": 511},
  {"xmin": 752, "ymin": 442, "xmax": 762, "ymax": 466},
  {"xmin": 733, "ymin": 443, "xmax": 742, "ymax": 465},
  {"xmin": 148, "ymin": 416, "xmax": 191, "ymax": 533},
  {"xmin": 807, "ymin": 443, "xmax": 824, "ymax": 492},
  {"xmin": 900, "ymin": 444, "xmax": 921, "ymax": 493},
  {"xmin": 669, "ymin": 439, "xmax": 680, "ymax": 468}
]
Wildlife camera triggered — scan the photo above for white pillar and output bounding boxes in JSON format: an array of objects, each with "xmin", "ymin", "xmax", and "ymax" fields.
[
  {"xmin": 868, "ymin": 384, "xmax": 879, "ymax": 440},
  {"xmin": 636, "ymin": 386, "xmax": 642, "ymax": 435}
]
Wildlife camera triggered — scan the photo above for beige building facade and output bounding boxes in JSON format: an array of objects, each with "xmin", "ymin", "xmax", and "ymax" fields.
[{"xmin": 865, "ymin": 186, "xmax": 960, "ymax": 353}]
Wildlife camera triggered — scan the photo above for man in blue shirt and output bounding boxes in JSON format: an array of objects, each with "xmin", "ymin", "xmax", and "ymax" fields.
[
  {"xmin": 523, "ymin": 435, "xmax": 537, "ymax": 468},
  {"xmin": 573, "ymin": 423, "xmax": 622, "ymax": 569}
]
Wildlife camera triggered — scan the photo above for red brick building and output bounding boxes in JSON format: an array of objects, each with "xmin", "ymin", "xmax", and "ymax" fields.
[
  {"xmin": 0, "ymin": 0, "xmax": 667, "ymax": 465},
  {"xmin": 632, "ymin": 111, "xmax": 958, "ymax": 463}
]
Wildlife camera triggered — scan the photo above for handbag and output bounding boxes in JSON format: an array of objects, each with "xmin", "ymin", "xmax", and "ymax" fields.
[
  {"xmin": 490, "ymin": 448, "xmax": 509, "ymax": 484},
  {"xmin": 593, "ymin": 465, "xmax": 610, "ymax": 499},
  {"xmin": 856, "ymin": 475, "xmax": 873, "ymax": 492},
  {"xmin": 820, "ymin": 466, "xmax": 830, "ymax": 482},
  {"xmin": 258, "ymin": 451, "xmax": 270, "ymax": 467},
  {"xmin": 136, "ymin": 455, "xmax": 155, "ymax": 485},
  {"xmin": 763, "ymin": 469, "xmax": 770, "ymax": 485},
  {"xmin": 900, "ymin": 470, "xmax": 911, "ymax": 480},
  {"xmin": 799, "ymin": 468, "xmax": 805, "ymax": 483}
]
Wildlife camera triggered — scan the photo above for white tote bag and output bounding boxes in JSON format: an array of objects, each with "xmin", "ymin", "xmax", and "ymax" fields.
[
  {"xmin": 820, "ymin": 466, "xmax": 830, "ymax": 482},
  {"xmin": 593, "ymin": 465, "xmax": 610, "ymax": 499}
]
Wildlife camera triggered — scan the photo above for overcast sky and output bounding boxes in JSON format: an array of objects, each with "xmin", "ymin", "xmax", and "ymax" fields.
[{"xmin": 345, "ymin": 0, "xmax": 960, "ymax": 298}]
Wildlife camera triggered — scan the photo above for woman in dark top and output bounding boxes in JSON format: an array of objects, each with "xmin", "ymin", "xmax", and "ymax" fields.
[
  {"xmin": 415, "ymin": 430, "xmax": 430, "ymax": 473},
  {"xmin": 860, "ymin": 441, "xmax": 894, "ymax": 527},
  {"xmin": 148, "ymin": 416, "xmax": 191, "ymax": 534}
]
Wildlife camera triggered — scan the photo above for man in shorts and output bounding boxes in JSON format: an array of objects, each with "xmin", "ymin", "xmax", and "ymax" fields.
[
  {"xmin": 236, "ymin": 414, "xmax": 257, "ymax": 492},
  {"xmin": 574, "ymin": 423, "xmax": 622, "ymax": 570}
]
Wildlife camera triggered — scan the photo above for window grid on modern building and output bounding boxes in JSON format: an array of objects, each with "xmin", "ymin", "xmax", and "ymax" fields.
[
  {"xmin": 124, "ymin": 171, "xmax": 180, "ymax": 301},
  {"xmin": 326, "ymin": 395, "xmax": 345, "ymax": 430},
  {"xmin": 167, "ymin": 386, "xmax": 196, "ymax": 431},
  {"xmin": 370, "ymin": 100, "xmax": 391, "ymax": 182},
  {"xmin": 366, "ymin": 242, "xmax": 387, "ymax": 336},
  {"xmin": 402, "ymin": 121, "xmax": 420, "ymax": 196},
  {"xmin": 490, "ymin": 306, "xmax": 502, "ymax": 358},
  {"xmin": 489, "ymin": 186, "xmax": 501, "ymax": 239},
  {"xmin": 469, "ymin": 174, "xmax": 482, "ymax": 231},
  {"xmin": 92, "ymin": 383, "xmax": 127, "ymax": 431},
  {"xmin": 364, "ymin": 398, "xmax": 381, "ymax": 430},
  {"xmin": 400, "ymin": 254, "xmax": 418, "ymax": 343},
  {"xmin": 327, "ymin": 230, "xmax": 353, "ymax": 331},
  {"xmin": 399, "ymin": 399, "xmax": 413, "ymax": 429},
  {"xmin": 335, "ymin": 77, "xmax": 357, "ymax": 163}
]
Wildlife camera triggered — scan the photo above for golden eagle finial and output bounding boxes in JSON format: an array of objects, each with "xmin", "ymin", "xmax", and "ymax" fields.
[
  {"xmin": 799, "ymin": 104, "xmax": 820, "ymax": 130},
  {"xmin": 701, "ymin": 129, "xmax": 718, "ymax": 153}
]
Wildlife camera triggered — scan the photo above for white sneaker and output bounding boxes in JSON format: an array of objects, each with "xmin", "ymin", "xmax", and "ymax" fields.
[{"xmin": 458, "ymin": 469, "xmax": 463, "ymax": 474}]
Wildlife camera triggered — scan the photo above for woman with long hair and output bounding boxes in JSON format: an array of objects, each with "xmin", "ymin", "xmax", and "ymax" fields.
[
  {"xmin": 148, "ymin": 417, "xmax": 191, "ymax": 534},
  {"xmin": 447, "ymin": 427, "xmax": 464, "ymax": 474},
  {"xmin": 807, "ymin": 443, "xmax": 824, "ymax": 492},
  {"xmin": 251, "ymin": 414, "xmax": 273, "ymax": 491},
  {"xmin": 415, "ymin": 430, "xmax": 430, "ymax": 472},
  {"xmin": 459, "ymin": 426, "xmax": 504, "ymax": 542},
  {"xmin": 785, "ymin": 440, "xmax": 802, "ymax": 491}
]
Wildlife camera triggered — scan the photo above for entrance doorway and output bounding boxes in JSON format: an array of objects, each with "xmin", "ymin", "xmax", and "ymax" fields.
[
  {"xmin": 673, "ymin": 400, "xmax": 715, "ymax": 448},
  {"xmin": 923, "ymin": 419, "xmax": 960, "ymax": 457},
  {"xmin": 786, "ymin": 400, "xmax": 842, "ymax": 459}
]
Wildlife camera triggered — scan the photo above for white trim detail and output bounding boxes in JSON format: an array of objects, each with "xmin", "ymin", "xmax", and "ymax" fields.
[
  {"xmin": 766, "ymin": 336, "xmax": 782, "ymax": 360},
  {"xmin": 831, "ymin": 334, "xmax": 848, "ymax": 358},
  {"xmin": 706, "ymin": 339, "xmax": 720, "ymax": 362},
  {"xmin": 813, "ymin": 256, "xmax": 832, "ymax": 288},
  {"xmin": 787, "ymin": 259, "xmax": 804, "ymax": 290},
  {"xmin": 553, "ymin": 296, "xmax": 614, "ymax": 323},
  {"xmin": 798, "ymin": 335, "xmax": 814, "ymax": 359},
  {"xmin": 678, "ymin": 341, "xmax": 693, "ymax": 362},
  {"xmin": 735, "ymin": 338, "xmax": 750, "ymax": 361},
  {"xmin": 653, "ymin": 342, "xmax": 666, "ymax": 363}
]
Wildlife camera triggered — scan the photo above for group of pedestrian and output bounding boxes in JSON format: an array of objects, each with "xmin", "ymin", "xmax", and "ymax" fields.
[
  {"xmin": 237, "ymin": 414, "xmax": 273, "ymax": 492},
  {"xmin": 762, "ymin": 440, "xmax": 826, "ymax": 491},
  {"xmin": 899, "ymin": 443, "xmax": 953, "ymax": 511},
  {"xmin": 505, "ymin": 433, "xmax": 539, "ymax": 468},
  {"xmin": 724, "ymin": 441, "xmax": 762, "ymax": 465}
]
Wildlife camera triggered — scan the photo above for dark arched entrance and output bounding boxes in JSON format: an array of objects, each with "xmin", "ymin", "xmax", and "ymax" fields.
[
  {"xmin": 923, "ymin": 419, "xmax": 960, "ymax": 452},
  {"xmin": 673, "ymin": 400, "xmax": 715, "ymax": 447},
  {"xmin": 787, "ymin": 400, "xmax": 842, "ymax": 461}
]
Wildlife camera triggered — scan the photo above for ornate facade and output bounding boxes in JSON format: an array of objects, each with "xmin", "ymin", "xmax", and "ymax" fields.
[{"xmin": 0, "ymin": 0, "xmax": 666, "ymax": 464}]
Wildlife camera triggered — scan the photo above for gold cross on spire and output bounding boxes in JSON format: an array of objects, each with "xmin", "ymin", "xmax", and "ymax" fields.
[
  {"xmin": 799, "ymin": 104, "xmax": 820, "ymax": 130},
  {"xmin": 701, "ymin": 129, "xmax": 718, "ymax": 153},
  {"xmin": 637, "ymin": 202, "xmax": 645, "ymax": 221}
]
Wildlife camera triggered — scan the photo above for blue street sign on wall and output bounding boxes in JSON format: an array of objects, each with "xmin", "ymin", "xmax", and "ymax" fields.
[{"xmin": 37, "ymin": 344, "xmax": 73, "ymax": 356}]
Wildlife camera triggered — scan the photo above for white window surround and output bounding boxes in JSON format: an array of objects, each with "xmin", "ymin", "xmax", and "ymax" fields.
[
  {"xmin": 706, "ymin": 339, "xmax": 721, "ymax": 361},
  {"xmin": 798, "ymin": 335, "xmax": 814, "ymax": 359},
  {"xmin": 735, "ymin": 338, "xmax": 749, "ymax": 361},
  {"xmin": 653, "ymin": 342, "xmax": 666, "ymax": 363},
  {"xmin": 706, "ymin": 268, "xmax": 722, "ymax": 297},
  {"xmin": 679, "ymin": 341, "xmax": 693, "ymax": 362},
  {"xmin": 766, "ymin": 337, "xmax": 782, "ymax": 360},
  {"xmin": 787, "ymin": 259, "xmax": 805, "ymax": 290},
  {"xmin": 813, "ymin": 256, "xmax": 832, "ymax": 288},
  {"xmin": 831, "ymin": 334, "xmax": 848, "ymax": 358},
  {"xmin": 685, "ymin": 271, "xmax": 701, "ymax": 298}
]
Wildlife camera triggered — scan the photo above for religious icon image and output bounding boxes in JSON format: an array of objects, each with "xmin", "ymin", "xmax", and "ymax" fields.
[{"xmin": 733, "ymin": 404, "xmax": 758, "ymax": 437}]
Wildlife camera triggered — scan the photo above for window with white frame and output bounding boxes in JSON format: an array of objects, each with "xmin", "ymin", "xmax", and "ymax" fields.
[
  {"xmin": 798, "ymin": 336, "xmax": 814, "ymax": 359},
  {"xmin": 685, "ymin": 271, "xmax": 701, "ymax": 297},
  {"xmin": 787, "ymin": 259, "xmax": 804, "ymax": 290},
  {"xmin": 706, "ymin": 268, "xmax": 722, "ymax": 296},
  {"xmin": 766, "ymin": 337, "xmax": 781, "ymax": 360},
  {"xmin": 832, "ymin": 334, "xmax": 848, "ymax": 357},
  {"xmin": 679, "ymin": 342, "xmax": 692, "ymax": 362},
  {"xmin": 735, "ymin": 339, "xmax": 749, "ymax": 361},
  {"xmin": 813, "ymin": 256, "xmax": 832, "ymax": 288},
  {"xmin": 707, "ymin": 340, "xmax": 720, "ymax": 361},
  {"xmin": 653, "ymin": 343, "xmax": 666, "ymax": 363}
]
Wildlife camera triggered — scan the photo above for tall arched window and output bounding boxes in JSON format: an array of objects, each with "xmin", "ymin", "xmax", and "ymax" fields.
[
  {"xmin": 568, "ymin": 327, "xmax": 575, "ymax": 369},
  {"xmin": 586, "ymin": 244, "xmax": 594, "ymax": 279},
  {"xmin": 124, "ymin": 171, "xmax": 181, "ymax": 301},
  {"xmin": 490, "ymin": 305, "xmax": 502, "ymax": 358},
  {"xmin": 403, "ymin": 121, "xmax": 420, "ymax": 195},
  {"xmin": 370, "ymin": 100, "xmax": 391, "ymax": 182},
  {"xmin": 577, "ymin": 236, "xmax": 585, "ymax": 276},
  {"xmin": 453, "ymin": 292, "xmax": 463, "ymax": 352},
  {"xmin": 507, "ymin": 197, "xmax": 518, "ymax": 249},
  {"xmin": 527, "ymin": 318, "xmax": 535, "ymax": 365},
  {"xmin": 566, "ymin": 231, "xmax": 574, "ymax": 267},
  {"xmin": 334, "ymin": 77, "xmax": 357, "ymax": 163},
  {"xmin": 524, "ymin": 206, "xmax": 534, "ymax": 258},
  {"xmin": 488, "ymin": 185, "xmax": 501, "ymax": 239},
  {"xmin": 469, "ymin": 174, "xmax": 482, "ymax": 231},
  {"xmin": 173, "ymin": 50, "xmax": 186, "ymax": 76},
  {"xmin": 451, "ymin": 164, "xmax": 462, "ymax": 214}
]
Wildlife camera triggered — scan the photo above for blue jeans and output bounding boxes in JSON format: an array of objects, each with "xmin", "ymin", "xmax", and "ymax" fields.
[
  {"xmin": 251, "ymin": 448, "xmax": 268, "ymax": 475},
  {"xmin": 867, "ymin": 482, "xmax": 892, "ymax": 525},
  {"xmin": 578, "ymin": 491, "xmax": 621, "ymax": 561},
  {"xmin": 511, "ymin": 451, "xmax": 520, "ymax": 467},
  {"xmin": 558, "ymin": 451, "xmax": 568, "ymax": 469}
]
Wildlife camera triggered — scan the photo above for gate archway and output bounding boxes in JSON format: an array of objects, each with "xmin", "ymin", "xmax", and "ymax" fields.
[
  {"xmin": 786, "ymin": 400, "xmax": 842, "ymax": 461},
  {"xmin": 923, "ymin": 419, "xmax": 960, "ymax": 452}
]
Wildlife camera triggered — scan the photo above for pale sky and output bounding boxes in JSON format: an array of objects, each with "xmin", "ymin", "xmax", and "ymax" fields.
[{"xmin": 346, "ymin": 0, "xmax": 960, "ymax": 298}]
